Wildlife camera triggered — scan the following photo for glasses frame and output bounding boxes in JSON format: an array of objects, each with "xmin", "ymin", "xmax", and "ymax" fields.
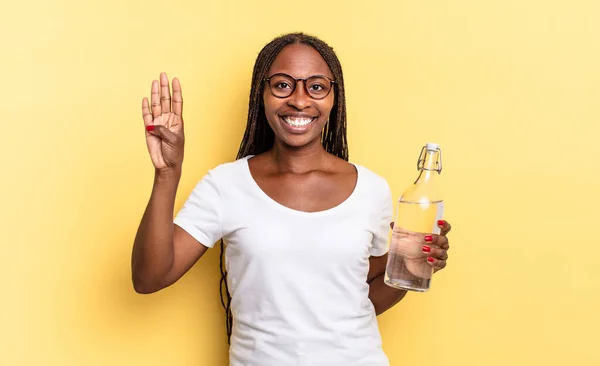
[{"xmin": 263, "ymin": 73, "xmax": 336, "ymax": 100}]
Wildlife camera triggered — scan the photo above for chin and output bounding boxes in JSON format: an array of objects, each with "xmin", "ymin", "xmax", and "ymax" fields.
[{"xmin": 280, "ymin": 136, "xmax": 322, "ymax": 149}]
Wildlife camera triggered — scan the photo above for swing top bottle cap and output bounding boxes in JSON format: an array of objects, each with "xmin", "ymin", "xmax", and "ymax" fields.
[{"xmin": 426, "ymin": 142, "xmax": 440, "ymax": 151}]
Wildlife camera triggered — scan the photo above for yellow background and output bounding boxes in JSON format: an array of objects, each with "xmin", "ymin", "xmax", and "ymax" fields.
[{"xmin": 2, "ymin": 0, "xmax": 599, "ymax": 365}]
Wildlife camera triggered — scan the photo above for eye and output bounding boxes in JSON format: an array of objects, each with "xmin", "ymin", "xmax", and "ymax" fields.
[
  {"xmin": 309, "ymin": 84, "xmax": 325, "ymax": 92},
  {"xmin": 274, "ymin": 82, "xmax": 292, "ymax": 90}
]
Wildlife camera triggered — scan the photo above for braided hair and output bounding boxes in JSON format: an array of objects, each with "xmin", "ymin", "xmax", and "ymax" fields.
[{"xmin": 219, "ymin": 32, "xmax": 349, "ymax": 344}]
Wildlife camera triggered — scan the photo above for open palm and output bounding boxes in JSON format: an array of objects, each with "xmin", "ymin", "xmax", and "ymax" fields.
[{"xmin": 142, "ymin": 73, "xmax": 184, "ymax": 171}]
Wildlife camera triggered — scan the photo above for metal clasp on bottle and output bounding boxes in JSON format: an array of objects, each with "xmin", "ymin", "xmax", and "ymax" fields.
[{"xmin": 417, "ymin": 145, "xmax": 443, "ymax": 173}]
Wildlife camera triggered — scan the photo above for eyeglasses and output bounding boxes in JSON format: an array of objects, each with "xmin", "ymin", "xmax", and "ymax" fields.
[{"xmin": 264, "ymin": 73, "xmax": 335, "ymax": 100}]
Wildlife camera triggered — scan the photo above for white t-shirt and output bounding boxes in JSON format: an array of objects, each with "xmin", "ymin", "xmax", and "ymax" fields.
[{"xmin": 174, "ymin": 155, "xmax": 393, "ymax": 366}]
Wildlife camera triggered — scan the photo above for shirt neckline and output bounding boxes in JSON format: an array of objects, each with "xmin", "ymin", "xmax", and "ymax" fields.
[{"xmin": 241, "ymin": 155, "xmax": 361, "ymax": 217}]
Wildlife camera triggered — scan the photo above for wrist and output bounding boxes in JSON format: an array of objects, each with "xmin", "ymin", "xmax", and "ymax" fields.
[{"xmin": 154, "ymin": 167, "xmax": 182, "ymax": 184}]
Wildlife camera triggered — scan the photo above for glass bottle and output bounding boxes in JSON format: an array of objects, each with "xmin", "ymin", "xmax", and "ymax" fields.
[{"xmin": 384, "ymin": 142, "xmax": 444, "ymax": 292}]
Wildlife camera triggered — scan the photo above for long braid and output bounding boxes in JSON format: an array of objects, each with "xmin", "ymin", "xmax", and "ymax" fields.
[
  {"xmin": 219, "ymin": 238, "xmax": 232, "ymax": 343},
  {"xmin": 221, "ymin": 32, "xmax": 349, "ymax": 345}
]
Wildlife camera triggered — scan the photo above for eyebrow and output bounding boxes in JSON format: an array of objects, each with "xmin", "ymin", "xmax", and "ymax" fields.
[{"xmin": 266, "ymin": 71, "xmax": 335, "ymax": 79}]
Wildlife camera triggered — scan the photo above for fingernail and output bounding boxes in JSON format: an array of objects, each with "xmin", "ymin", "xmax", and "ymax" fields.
[
  {"xmin": 437, "ymin": 220, "xmax": 445, "ymax": 226},
  {"xmin": 427, "ymin": 257, "xmax": 434, "ymax": 263},
  {"xmin": 146, "ymin": 125, "xmax": 155, "ymax": 131},
  {"xmin": 422, "ymin": 245, "xmax": 431, "ymax": 253},
  {"xmin": 424, "ymin": 235, "xmax": 433, "ymax": 242}
]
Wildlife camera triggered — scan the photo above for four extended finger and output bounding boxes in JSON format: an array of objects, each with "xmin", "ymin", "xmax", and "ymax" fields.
[
  {"xmin": 160, "ymin": 72, "xmax": 172, "ymax": 113},
  {"xmin": 141, "ymin": 98, "xmax": 153, "ymax": 127},
  {"xmin": 172, "ymin": 77, "xmax": 183, "ymax": 117},
  {"xmin": 151, "ymin": 80, "xmax": 161, "ymax": 118}
]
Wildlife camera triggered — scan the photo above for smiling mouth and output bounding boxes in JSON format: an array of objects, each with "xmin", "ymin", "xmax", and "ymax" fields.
[{"xmin": 281, "ymin": 116, "xmax": 316, "ymax": 128}]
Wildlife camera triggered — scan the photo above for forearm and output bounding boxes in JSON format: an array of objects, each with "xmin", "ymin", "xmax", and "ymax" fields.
[
  {"xmin": 368, "ymin": 273, "xmax": 408, "ymax": 315},
  {"xmin": 131, "ymin": 170, "xmax": 181, "ymax": 291}
]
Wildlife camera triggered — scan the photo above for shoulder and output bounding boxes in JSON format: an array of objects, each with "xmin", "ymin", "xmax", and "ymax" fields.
[
  {"xmin": 351, "ymin": 163, "xmax": 393, "ymax": 218},
  {"xmin": 354, "ymin": 163, "xmax": 391, "ymax": 194},
  {"xmin": 203, "ymin": 155, "xmax": 252, "ymax": 182},
  {"xmin": 185, "ymin": 156, "xmax": 251, "ymax": 196}
]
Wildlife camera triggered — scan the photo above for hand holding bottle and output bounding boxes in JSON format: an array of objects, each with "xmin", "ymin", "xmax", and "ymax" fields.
[
  {"xmin": 141, "ymin": 72, "xmax": 185, "ymax": 175},
  {"xmin": 389, "ymin": 220, "xmax": 451, "ymax": 277},
  {"xmin": 423, "ymin": 219, "xmax": 451, "ymax": 273}
]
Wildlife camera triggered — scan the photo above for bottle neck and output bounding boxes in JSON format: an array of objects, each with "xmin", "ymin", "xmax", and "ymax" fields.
[
  {"xmin": 416, "ymin": 149, "xmax": 441, "ymax": 183},
  {"xmin": 400, "ymin": 146, "xmax": 443, "ymax": 203},
  {"xmin": 422, "ymin": 150, "xmax": 439, "ymax": 171},
  {"xmin": 419, "ymin": 148, "xmax": 441, "ymax": 171}
]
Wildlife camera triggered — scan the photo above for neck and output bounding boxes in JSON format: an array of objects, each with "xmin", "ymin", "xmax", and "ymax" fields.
[{"xmin": 268, "ymin": 139, "xmax": 331, "ymax": 174}]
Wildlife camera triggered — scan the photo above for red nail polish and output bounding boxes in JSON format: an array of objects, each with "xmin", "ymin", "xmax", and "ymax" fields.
[
  {"xmin": 437, "ymin": 220, "xmax": 445, "ymax": 226},
  {"xmin": 424, "ymin": 235, "xmax": 433, "ymax": 242},
  {"xmin": 422, "ymin": 245, "xmax": 431, "ymax": 253},
  {"xmin": 427, "ymin": 257, "xmax": 434, "ymax": 263},
  {"xmin": 146, "ymin": 125, "xmax": 155, "ymax": 131}
]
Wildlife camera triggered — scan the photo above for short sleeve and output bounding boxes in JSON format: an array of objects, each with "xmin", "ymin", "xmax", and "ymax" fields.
[
  {"xmin": 174, "ymin": 170, "xmax": 223, "ymax": 248},
  {"xmin": 370, "ymin": 179, "xmax": 393, "ymax": 257}
]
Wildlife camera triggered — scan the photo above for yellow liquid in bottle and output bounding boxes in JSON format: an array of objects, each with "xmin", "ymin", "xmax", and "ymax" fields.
[{"xmin": 384, "ymin": 199, "xmax": 444, "ymax": 292}]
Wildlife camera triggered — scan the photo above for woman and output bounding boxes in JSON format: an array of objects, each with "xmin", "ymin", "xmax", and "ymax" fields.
[{"xmin": 132, "ymin": 32, "xmax": 451, "ymax": 366}]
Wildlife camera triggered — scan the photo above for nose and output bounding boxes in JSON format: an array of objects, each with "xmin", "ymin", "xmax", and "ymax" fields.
[{"xmin": 287, "ymin": 80, "xmax": 310, "ymax": 110}]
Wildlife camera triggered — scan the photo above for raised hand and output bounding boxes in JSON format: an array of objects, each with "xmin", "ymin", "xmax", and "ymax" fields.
[{"xmin": 141, "ymin": 72, "xmax": 184, "ymax": 173}]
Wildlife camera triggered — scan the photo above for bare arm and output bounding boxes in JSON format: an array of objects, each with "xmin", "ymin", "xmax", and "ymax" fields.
[
  {"xmin": 131, "ymin": 171, "xmax": 209, "ymax": 294},
  {"xmin": 367, "ymin": 253, "xmax": 407, "ymax": 315}
]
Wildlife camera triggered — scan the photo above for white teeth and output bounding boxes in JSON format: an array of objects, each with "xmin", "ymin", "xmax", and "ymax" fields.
[{"xmin": 283, "ymin": 117, "xmax": 314, "ymax": 127}]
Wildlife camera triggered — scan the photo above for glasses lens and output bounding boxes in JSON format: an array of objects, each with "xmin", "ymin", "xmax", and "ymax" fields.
[
  {"xmin": 268, "ymin": 74, "xmax": 295, "ymax": 98},
  {"xmin": 306, "ymin": 76, "xmax": 332, "ymax": 99}
]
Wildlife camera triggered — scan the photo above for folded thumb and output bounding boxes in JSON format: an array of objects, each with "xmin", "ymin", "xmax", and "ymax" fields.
[{"xmin": 146, "ymin": 125, "xmax": 177, "ymax": 144}]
